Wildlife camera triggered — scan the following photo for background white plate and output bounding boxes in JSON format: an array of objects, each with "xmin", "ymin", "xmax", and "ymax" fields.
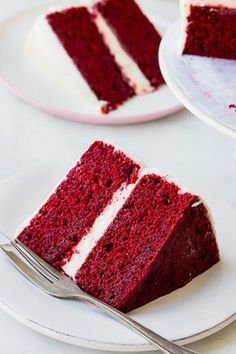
[
  {"xmin": 159, "ymin": 21, "xmax": 236, "ymax": 139},
  {"xmin": 0, "ymin": 163, "xmax": 235, "ymax": 351},
  {"xmin": 0, "ymin": 1, "xmax": 182, "ymax": 125}
]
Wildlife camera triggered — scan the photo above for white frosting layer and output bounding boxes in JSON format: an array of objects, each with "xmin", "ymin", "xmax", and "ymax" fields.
[
  {"xmin": 62, "ymin": 181, "xmax": 137, "ymax": 279},
  {"xmin": 179, "ymin": 0, "xmax": 236, "ymax": 53},
  {"xmin": 94, "ymin": 13, "xmax": 153, "ymax": 95}
]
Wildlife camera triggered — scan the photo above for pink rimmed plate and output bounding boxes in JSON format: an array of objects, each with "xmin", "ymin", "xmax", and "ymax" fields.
[{"xmin": 0, "ymin": 1, "xmax": 182, "ymax": 125}]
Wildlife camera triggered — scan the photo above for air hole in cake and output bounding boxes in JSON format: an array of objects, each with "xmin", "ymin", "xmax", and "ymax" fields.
[
  {"xmin": 153, "ymin": 177, "xmax": 161, "ymax": 185},
  {"xmin": 162, "ymin": 192, "xmax": 170, "ymax": 205},
  {"xmin": 70, "ymin": 237, "xmax": 79, "ymax": 246},
  {"xmin": 104, "ymin": 242, "xmax": 114, "ymax": 252},
  {"xmin": 93, "ymin": 175, "xmax": 99, "ymax": 183},
  {"xmin": 97, "ymin": 289, "xmax": 102, "ymax": 296},
  {"xmin": 198, "ymin": 44, "xmax": 205, "ymax": 53},
  {"xmin": 106, "ymin": 178, "xmax": 112, "ymax": 188},
  {"xmin": 63, "ymin": 219, "xmax": 68, "ymax": 227},
  {"xmin": 162, "ymin": 250, "xmax": 167, "ymax": 259},
  {"xmin": 25, "ymin": 233, "xmax": 32, "ymax": 241}
]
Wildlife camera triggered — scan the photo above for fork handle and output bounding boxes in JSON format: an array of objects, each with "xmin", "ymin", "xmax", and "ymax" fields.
[{"xmin": 77, "ymin": 293, "xmax": 198, "ymax": 354}]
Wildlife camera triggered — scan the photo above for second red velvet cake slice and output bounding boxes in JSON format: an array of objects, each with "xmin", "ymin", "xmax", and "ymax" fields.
[
  {"xmin": 46, "ymin": 7, "xmax": 135, "ymax": 114},
  {"xmin": 18, "ymin": 141, "xmax": 219, "ymax": 312},
  {"xmin": 26, "ymin": 0, "xmax": 165, "ymax": 114}
]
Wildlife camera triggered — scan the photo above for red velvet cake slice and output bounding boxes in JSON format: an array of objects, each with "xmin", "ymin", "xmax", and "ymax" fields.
[
  {"xmin": 26, "ymin": 0, "xmax": 165, "ymax": 114},
  {"xmin": 46, "ymin": 7, "xmax": 135, "ymax": 114},
  {"xmin": 17, "ymin": 142, "xmax": 219, "ymax": 312},
  {"xmin": 18, "ymin": 142, "xmax": 140, "ymax": 267},
  {"xmin": 96, "ymin": 0, "xmax": 164, "ymax": 88},
  {"xmin": 180, "ymin": 0, "xmax": 236, "ymax": 59}
]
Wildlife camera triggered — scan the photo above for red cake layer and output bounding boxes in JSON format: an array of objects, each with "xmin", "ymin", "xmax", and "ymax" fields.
[
  {"xmin": 96, "ymin": 0, "xmax": 164, "ymax": 88},
  {"xmin": 184, "ymin": 5, "xmax": 236, "ymax": 59},
  {"xmin": 76, "ymin": 174, "xmax": 219, "ymax": 312},
  {"xmin": 46, "ymin": 7, "xmax": 135, "ymax": 113},
  {"xmin": 18, "ymin": 142, "xmax": 140, "ymax": 267}
]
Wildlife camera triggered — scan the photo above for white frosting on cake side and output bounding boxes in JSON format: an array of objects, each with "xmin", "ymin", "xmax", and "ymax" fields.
[
  {"xmin": 93, "ymin": 13, "xmax": 153, "ymax": 94},
  {"xmin": 25, "ymin": 10, "xmax": 106, "ymax": 114},
  {"xmin": 179, "ymin": 0, "xmax": 236, "ymax": 54}
]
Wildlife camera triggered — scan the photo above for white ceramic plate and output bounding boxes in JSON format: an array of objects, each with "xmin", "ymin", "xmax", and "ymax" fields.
[
  {"xmin": 159, "ymin": 21, "xmax": 236, "ymax": 139},
  {"xmin": 0, "ymin": 1, "xmax": 182, "ymax": 125},
  {"xmin": 0, "ymin": 164, "xmax": 235, "ymax": 351}
]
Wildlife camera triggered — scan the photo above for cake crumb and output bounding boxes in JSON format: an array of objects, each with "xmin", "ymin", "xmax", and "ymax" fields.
[{"xmin": 229, "ymin": 104, "xmax": 236, "ymax": 112}]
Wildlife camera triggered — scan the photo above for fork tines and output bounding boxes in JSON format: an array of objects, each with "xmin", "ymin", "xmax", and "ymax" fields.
[{"xmin": 11, "ymin": 240, "xmax": 60, "ymax": 282}]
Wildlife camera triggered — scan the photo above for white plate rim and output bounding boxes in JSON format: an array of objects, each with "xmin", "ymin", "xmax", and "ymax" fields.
[
  {"xmin": 0, "ymin": 4, "xmax": 183, "ymax": 126},
  {"xmin": 159, "ymin": 21, "xmax": 236, "ymax": 140},
  {"xmin": 0, "ymin": 296, "xmax": 235, "ymax": 352}
]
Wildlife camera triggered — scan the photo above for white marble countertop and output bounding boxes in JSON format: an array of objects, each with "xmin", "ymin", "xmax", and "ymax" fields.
[{"xmin": 0, "ymin": 0, "xmax": 236, "ymax": 353}]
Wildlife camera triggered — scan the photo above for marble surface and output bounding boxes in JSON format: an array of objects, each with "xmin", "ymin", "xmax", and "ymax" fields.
[{"xmin": 0, "ymin": 0, "xmax": 236, "ymax": 353}]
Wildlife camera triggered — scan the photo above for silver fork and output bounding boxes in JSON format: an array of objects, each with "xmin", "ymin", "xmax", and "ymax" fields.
[{"xmin": 0, "ymin": 240, "xmax": 198, "ymax": 354}]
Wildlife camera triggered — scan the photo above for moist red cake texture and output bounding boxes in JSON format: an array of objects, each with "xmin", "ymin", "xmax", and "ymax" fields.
[
  {"xmin": 76, "ymin": 174, "xmax": 219, "ymax": 312},
  {"xmin": 18, "ymin": 142, "xmax": 140, "ymax": 268},
  {"xmin": 183, "ymin": 5, "xmax": 236, "ymax": 59},
  {"xmin": 18, "ymin": 142, "xmax": 219, "ymax": 312},
  {"xmin": 96, "ymin": 0, "xmax": 164, "ymax": 88},
  {"xmin": 46, "ymin": 7, "xmax": 135, "ymax": 113}
]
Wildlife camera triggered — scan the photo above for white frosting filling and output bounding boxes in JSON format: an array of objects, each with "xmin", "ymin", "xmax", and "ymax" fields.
[
  {"xmin": 179, "ymin": 0, "xmax": 236, "ymax": 54},
  {"xmin": 62, "ymin": 181, "xmax": 137, "ymax": 279},
  {"xmin": 94, "ymin": 13, "xmax": 153, "ymax": 95}
]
